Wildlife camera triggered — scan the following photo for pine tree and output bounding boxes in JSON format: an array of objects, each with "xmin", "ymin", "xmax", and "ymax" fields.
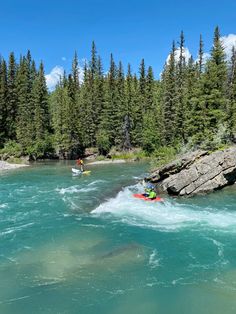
[
  {"xmin": 50, "ymin": 73, "xmax": 83, "ymax": 159},
  {"xmin": 161, "ymin": 42, "xmax": 177, "ymax": 145},
  {"xmin": 139, "ymin": 58, "xmax": 146, "ymax": 113},
  {"xmin": 67, "ymin": 73, "xmax": 82, "ymax": 156},
  {"xmin": 95, "ymin": 56, "xmax": 105, "ymax": 128},
  {"xmin": 72, "ymin": 51, "xmax": 80, "ymax": 92},
  {"xmin": 201, "ymin": 26, "xmax": 228, "ymax": 144},
  {"xmin": 16, "ymin": 56, "xmax": 34, "ymax": 152},
  {"xmin": 90, "ymin": 41, "xmax": 97, "ymax": 79},
  {"xmin": 79, "ymin": 62, "xmax": 94, "ymax": 147},
  {"xmin": 175, "ymin": 31, "xmax": 187, "ymax": 142},
  {"xmin": 145, "ymin": 66, "xmax": 155, "ymax": 112},
  {"xmin": 102, "ymin": 54, "xmax": 118, "ymax": 145},
  {"xmin": 82, "ymin": 41, "xmax": 104, "ymax": 146},
  {"xmin": 6, "ymin": 52, "xmax": 18, "ymax": 141},
  {"xmin": 130, "ymin": 60, "xmax": 147, "ymax": 147},
  {"xmin": 142, "ymin": 66, "xmax": 158, "ymax": 152},
  {"xmin": 122, "ymin": 63, "xmax": 132, "ymax": 150},
  {"xmin": 198, "ymin": 34, "xmax": 204, "ymax": 74},
  {"xmin": 131, "ymin": 73, "xmax": 143, "ymax": 146},
  {"xmin": 50, "ymin": 81, "xmax": 70, "ymax": 158},
  {"xmin": 32, "ymin": 62, "xmax": 49, "ymax": 145},
  {"xmin": 115, "ymin": 61, "xmax": 126, "ymax": 147},
  {"xmin": 0, "ymin": 58, "xmax": 8, "ymax": 147},
  {"xmin": 184, "ymin": 57, "xmax": 200, "ymax": 140},
  {"xmin": 186, "ymin": 39, "xmax": 207, "ymax": 146},
  {"xmin": 227, "ymin": 46, "xmax": 236, "ymax": 138}
]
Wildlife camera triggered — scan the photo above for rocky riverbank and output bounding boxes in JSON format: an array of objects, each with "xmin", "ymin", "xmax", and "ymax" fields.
[
  {"xmin": 148, "ymin": 146, "xmax": 236, "ymax": 196},
  {"xmin": 0, "ymin": 160, "xmax": 28, "ymax": 171}
]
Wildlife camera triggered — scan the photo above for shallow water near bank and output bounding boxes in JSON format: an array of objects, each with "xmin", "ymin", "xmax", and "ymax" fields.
[{"xmin": 1, "ymin": 161, "xmax": 236, "ymax": 314}]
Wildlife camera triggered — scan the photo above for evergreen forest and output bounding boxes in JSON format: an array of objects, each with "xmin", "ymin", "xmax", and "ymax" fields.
[{"xmin": 0, "ymin": 27, "xmax": 236, "ymax": 161}]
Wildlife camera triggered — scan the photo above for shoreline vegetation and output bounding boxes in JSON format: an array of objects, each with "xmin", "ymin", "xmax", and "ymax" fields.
[{"xmin": 0, "ymin": 27, "xmax": 236, "ymax": 173}]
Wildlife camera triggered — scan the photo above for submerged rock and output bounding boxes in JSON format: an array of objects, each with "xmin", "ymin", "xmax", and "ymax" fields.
[{"xmin": 149, "ymin": 147, "xmax": 236, "ymax": 196}]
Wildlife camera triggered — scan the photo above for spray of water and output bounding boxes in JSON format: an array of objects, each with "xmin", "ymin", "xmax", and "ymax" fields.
[{"xmin": 92, "ymin": 184, "xmax": 236, "ymax": 232}]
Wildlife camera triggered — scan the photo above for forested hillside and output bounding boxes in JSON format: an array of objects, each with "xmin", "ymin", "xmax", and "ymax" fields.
[{"xmin": 0, "ymin": 27, "xmax": 235, "ymax": 160}]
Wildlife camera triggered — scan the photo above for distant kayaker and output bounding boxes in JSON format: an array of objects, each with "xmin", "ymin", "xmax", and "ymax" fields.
[{"xmin": 76, "ymin": 158, "xmax": 84, "ymax": 172}]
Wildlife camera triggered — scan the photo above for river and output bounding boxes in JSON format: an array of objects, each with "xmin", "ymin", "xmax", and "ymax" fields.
[{"xmin": 1, "ymin": 161, "xmax": 236, "ymax": 314}]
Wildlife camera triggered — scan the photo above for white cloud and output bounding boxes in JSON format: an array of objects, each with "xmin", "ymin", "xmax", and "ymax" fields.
[
  {"xmin": 195, "ymin": 52, "xmax": 210, "ymax": 65},
  {"xmin": 78, "ymin": 59, "xmax": 86, "ymax": 83},
  {"xmin": 78, "ymin": 68, "xmax": 84, "ymax": 83},
  {"xmin": 194, "ymin": 34, "xmax": 236, "ymax": 64},
  {"xmin": 161, "ymin": 33, "xmax": 236, "ymax": 79},
  {"xmin": 221, "ymin": 34, "xmax": 236, "ymax": 59},
  {"xmin": 175, "ymin": 47, "xmax": 192, "ymax": 63},
  {"xmin": 45, "ymin": 66, "xmax": 64, "ymax": 91},
  {"xmin": 202, "ymin": 52, "xmax": 210, "ymax": 63},
  {"xmin": 45, "ymin": 60, "xmax": 85, "ymax": 91},
  {"xmin": 61, "ymin": 57, "xmax": 67, "ymax": 61},
  {"xmin": 166, "ymin": 47, "xmax": 192, "ymax": 64}
]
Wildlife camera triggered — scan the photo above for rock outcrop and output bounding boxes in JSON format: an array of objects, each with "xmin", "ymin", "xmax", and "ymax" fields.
[{"xmin": 148, "ymin": 147, "xmax": 236, "ymax": 196}]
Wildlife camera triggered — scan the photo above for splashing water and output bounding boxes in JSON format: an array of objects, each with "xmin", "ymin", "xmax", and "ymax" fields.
[{"xmin": 92, "ymin": 183, "xmax": 236, "ymax": 232}]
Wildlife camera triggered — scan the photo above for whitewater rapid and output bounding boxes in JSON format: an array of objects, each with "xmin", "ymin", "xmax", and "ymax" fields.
[{"xmin": 92, "ymin": 184, "xmax": 236, "ymax": 232}]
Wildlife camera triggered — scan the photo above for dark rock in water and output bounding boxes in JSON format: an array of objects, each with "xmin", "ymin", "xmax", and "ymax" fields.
[{"xmin": 148, "ymin": 147, "xmax": 236, "ymax": 196}]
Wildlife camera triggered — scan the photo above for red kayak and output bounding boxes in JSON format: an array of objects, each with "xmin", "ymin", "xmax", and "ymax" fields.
[{"xmin": 133, "ymin": 194, "xmax": 163, "ymax": 202}]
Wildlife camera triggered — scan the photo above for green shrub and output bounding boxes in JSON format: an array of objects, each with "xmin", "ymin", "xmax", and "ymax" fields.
[
  {"xmin": 96, "ymin": 130, "xmax": 111, "ymax": 155},
  {"xmin": 6, "ymin": 157, "xmax": 24, "ymax": 164},
  {"xmin": 96, "ymin": 155, "xmax": 106, "ymax": 161},
  {"xmin": 26, "ymin": 135, "xmax": 55, "ymax": 160},
  {"xmin": 150, "ymin": 146, "xmax": 177, "ymax": 169},
  {"xmin": 108, "ymin": 147, "xmax": 147, "ymax": 160},
  {"xmin": 0, "ymin": 141, "xmax": 22, "ymax": 157}
]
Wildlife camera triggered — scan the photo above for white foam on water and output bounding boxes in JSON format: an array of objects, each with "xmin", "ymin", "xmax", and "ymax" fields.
[
  {"xmin": 0, "ymin": 222, "xmax": 35, "ymax": 237},
  {"xmin": 88, "ymin": 180, "xmax": 107, "ymax": 186},
  {"xmin": 0, "ymin": 204, "xmax": 8, "ymax": 209},
  {"xmin": 0, "ymin": 204, "xmax": 8, "ymax": 214},
  {"xmin": 57, "ymin": 185, "xmax": 97, "ymax": 195},
  {"xmin": 92, "ymin": 184, "xmax": 236, "ymax": 232},
  {"xmin": 204, "ymin": 237, "xmax": 229, "ymax": 266},
  {"xmin": 0, "ymin": 295, "xmax": 30, "ymax": 305},
  {"xmin": 149, "ymin": 249, "xmax": 160, "ymax": 269}
]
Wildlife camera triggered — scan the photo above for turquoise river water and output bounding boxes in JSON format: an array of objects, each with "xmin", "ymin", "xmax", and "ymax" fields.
[{"xmin": 1, "ymin": 161, "xmax": 236, "ymax": 314}]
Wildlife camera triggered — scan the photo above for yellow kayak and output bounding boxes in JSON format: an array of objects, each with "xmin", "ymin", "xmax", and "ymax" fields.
[{"xmin": 82, "ymin": 171, "xmax": 91, "ymax": 175}]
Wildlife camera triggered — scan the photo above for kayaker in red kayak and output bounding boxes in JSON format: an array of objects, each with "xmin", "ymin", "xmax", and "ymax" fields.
[{"xmin": 143, "ymin": 183, "xmax": 157, "ymax": 200}]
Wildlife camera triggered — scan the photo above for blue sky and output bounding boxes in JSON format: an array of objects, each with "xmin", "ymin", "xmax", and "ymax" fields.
[{"xmin": 0, "ymin": 0, "xmax": 236, "ymax": 88}]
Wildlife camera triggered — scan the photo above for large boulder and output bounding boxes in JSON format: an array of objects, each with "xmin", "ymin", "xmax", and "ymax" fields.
[{"xmin": 148, "ymin": 147, "xmax": 236, "ymax": 196}]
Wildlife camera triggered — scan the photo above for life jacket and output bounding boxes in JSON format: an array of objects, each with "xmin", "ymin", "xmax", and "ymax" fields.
[
  {"xmin": 76, "ymin": 159, "xmax": 83, "ymax": 165},
  {"xmin": 148, "ymin": 190, "xmax": 157, "ymax": 199}
]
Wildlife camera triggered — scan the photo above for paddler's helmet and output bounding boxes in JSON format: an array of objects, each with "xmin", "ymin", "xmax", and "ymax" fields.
[{"xmin": 147, "ymin": 183, "xmax": 155, "ymax": 190}]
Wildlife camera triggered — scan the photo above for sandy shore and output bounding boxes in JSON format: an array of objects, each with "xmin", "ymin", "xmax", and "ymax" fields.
[
  {"xmin": 0, "ymin": 161, "xmax": 28, "ymax": 171},
  {"xmin": 88, "ymin": 159, "xmax": 126, "ymax": 165}
]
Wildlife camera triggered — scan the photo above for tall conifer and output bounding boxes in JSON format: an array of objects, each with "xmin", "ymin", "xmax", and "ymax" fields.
[
  {"xmin": 161, "ymin": 42, "xmax": 177, "ymax": 145},
  {"xmin": 201, "ymin": 26, "xmax": 228, "ymax": 144},
  {"xmin": 6, "ymin": 52, "xmax": 18, "ymax": 140},
  {"xmin": 0, "ymin": 58, "xmax": 8, "ymax": 147}
]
